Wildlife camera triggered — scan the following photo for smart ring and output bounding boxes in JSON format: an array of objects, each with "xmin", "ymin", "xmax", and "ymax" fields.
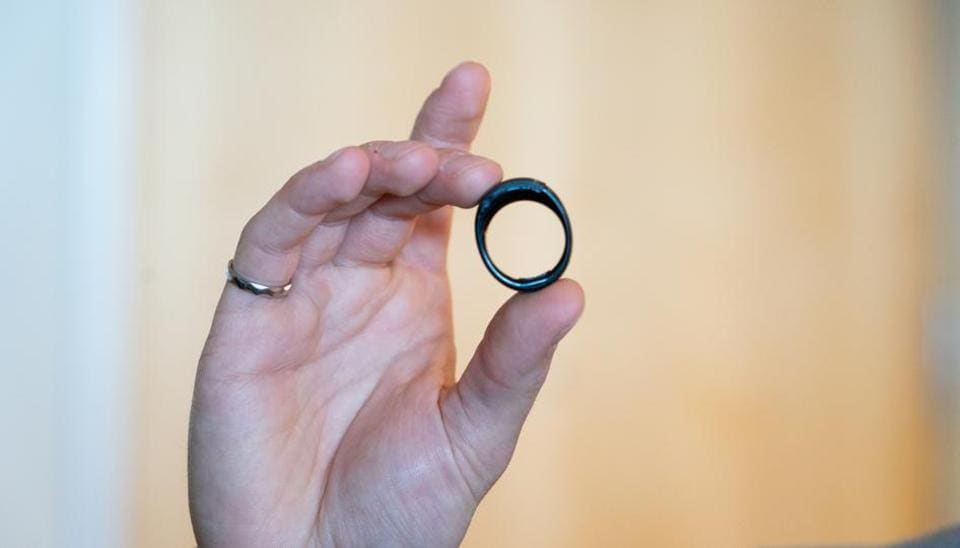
[{"xmin": 474, "ymin": 177, "xmax": 572, "ymax": 292}]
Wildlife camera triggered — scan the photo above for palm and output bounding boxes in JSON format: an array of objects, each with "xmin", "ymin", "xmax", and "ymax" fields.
[
  {"xmin": 189, "ymin": 63, "xmax": 583, "ymax": 547},
  {"xmin": 194, "ymin": 251, "xmax": 474, "ymax": 545}
]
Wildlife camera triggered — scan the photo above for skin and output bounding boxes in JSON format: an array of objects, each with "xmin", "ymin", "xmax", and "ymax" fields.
[{"xmin": 188, "ymin": 62, "xmax": 585, "ymax": 547}]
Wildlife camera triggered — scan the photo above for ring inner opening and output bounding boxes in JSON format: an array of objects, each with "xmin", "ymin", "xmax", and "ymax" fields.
[{"xmin": 485, "ymin": 200, "xmax": 565, "ymax": 280}]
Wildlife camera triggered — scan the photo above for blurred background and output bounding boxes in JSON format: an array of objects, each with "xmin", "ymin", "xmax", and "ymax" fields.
[{"xmin": 2, "ymin": 0, "xmax": 959, "ymax": 546}]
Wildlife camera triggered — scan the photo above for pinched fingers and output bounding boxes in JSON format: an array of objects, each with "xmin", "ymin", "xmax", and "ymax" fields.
[
  {"xmin": 231, "ymin": 141, "xmax": 439, "ymax": 289},
  {"xmin": 322, "ymin": 141, "xmax": 440, "ymax": 222},
  {"xmin": 230, "ymin": 147, "xmax": 371, "ymax": 289},
  {"xmin": 229, "ymin": 61, "xmax": 495, "ymax": 287},
  {"xmin": 329, "ymin": 149, "xmax": 502, "ymax": 267},
  {"xmin": 371, "ymin": 149, "xmax": 503, "ymax": 218}
]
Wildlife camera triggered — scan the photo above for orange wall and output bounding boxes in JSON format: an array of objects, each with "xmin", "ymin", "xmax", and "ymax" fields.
[{"xmin": 135, "ymin": 1, "xmax": 942, "ymax": 545}]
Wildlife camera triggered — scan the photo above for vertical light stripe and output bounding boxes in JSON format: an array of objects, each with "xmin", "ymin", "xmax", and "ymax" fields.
[{"xmin": 57, "ymin": 0, "xmax": 138, "ymax": 544}]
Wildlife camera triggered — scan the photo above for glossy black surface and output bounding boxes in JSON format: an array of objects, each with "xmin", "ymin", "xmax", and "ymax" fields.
[{"xmin": 474, "ymin": 177, "xmax": 572, "ymax": 292}]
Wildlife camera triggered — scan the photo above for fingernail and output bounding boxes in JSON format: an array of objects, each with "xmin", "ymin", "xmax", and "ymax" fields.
[
  {"xmin": 554, "ymin": 299, "xmax": 585, "ymax": 344},
  {"xmin": 445, "ymin": 60, "xmax": 473, "ymax": 79},
  {"xmin": 326, "ymin": 146, "xmax": 349, "ymax": 162},
  {"xmin": 554, "ymin": 318, "xmax": 581, "ymax": 345}
]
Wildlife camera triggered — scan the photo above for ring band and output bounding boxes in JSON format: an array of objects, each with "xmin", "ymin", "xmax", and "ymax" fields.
[
  {"xmin": 226, "ymin": 260, "xmax": 292, "ymax": 297},
  {"xmin": 474, "ymin": 177, "xmax": 572, "ymax": 292}
]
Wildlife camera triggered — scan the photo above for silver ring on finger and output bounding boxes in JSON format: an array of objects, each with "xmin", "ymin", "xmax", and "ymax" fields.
[{"xmin": 225, "ymin": 259, "xmax": 292, "ymax": 297}]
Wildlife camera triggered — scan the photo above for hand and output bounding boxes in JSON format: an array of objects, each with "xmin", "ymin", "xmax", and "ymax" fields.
[{"xmin": 188, "ymin": 62, "xmax": 585, "ymax": 547}]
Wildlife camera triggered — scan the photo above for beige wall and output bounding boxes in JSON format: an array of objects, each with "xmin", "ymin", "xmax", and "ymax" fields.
[{"xmin": 136, "ymin": 1, "xmax": 944, "ymax": 545}]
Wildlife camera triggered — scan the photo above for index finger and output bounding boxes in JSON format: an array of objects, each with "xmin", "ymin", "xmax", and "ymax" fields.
[{"xmin": 410, "ymin": 61, "xmax": 491, "ymax": 151}]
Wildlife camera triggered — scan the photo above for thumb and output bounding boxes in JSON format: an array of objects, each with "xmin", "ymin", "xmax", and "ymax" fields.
[{"xmin": 440, "ymin": 279, "xmax": 584, "ymax": 500}]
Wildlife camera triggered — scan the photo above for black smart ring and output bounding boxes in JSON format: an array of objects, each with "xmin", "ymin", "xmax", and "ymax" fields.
[{"xmin": 474, "ymin": 177, "xmax": 573, "ymax": 292}]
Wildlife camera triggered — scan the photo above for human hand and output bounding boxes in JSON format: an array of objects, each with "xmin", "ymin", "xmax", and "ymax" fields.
[{"xmin": 188, "ymin": 62, "xmax": 585, "ymax": 547}]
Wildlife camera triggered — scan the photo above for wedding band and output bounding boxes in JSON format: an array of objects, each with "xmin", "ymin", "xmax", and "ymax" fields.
[
  {"xmin": 474, "ymin": 177, "xmax": 572, "ymax": 292},
  {"xmin": 225, "ymin": 260, "xmax": 292, "ymax": 297}
]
